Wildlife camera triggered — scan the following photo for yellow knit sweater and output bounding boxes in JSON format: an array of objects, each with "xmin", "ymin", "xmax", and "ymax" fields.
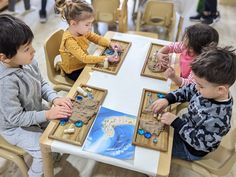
[{"xmin": 59, "ymin": 30, "xmax": 110, "ymax": 74}]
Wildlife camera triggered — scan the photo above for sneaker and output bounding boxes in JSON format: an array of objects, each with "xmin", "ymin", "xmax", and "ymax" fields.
[
  {"xmin": 201, "ymin": 16, "xmax": 214, "ymax": 25},
  {"xmin": 39, "ymin": 10, "xmax": 47, "ymax": 23},
  {"xmin": 201, "ymin": 11, "xmax": 220, "ymax": 25},
  {"xmin": 4, "ymin": 10, "xmax": 20, "ymax": 16},
  {"xmin": 212, "ymin": 11, "xmax": 220, "ymax": 22},
  {"xmin": 189, "ymin": 13, "xmax": 202, "ymax": 22}
]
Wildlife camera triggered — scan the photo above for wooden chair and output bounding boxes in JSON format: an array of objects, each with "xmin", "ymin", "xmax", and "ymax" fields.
[
  {"xmin": 92, "ymin": 0, "xmax": 128, "ymax": 33},
  {"xmin": 135, "ymin": 0, "xmax": 175, "ymax": 40},
  {"xmin": 0, "ymin": 135, "xmax": 28, "ymax": 177},
  {"xmin": 44, "ymin": 29, "xmax": 74, "ymax": 92},
  {"xmin": 172, "ymin": 108, "xmax": 236, "ymax": 177},
  {"xmin": 175, "ymin": 14, "xmax": 184, "ymax": 42}
]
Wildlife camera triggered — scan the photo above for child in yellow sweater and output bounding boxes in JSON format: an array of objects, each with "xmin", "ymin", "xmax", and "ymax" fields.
[{"xmin": 55, "ymin": 0, "xmax": 119, "ymax": 81}]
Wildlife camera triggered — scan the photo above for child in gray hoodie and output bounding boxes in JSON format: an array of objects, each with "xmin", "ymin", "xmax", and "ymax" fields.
[{"xmin": 0, "ymin": 14, "xmax": 72, "ymax": 177}]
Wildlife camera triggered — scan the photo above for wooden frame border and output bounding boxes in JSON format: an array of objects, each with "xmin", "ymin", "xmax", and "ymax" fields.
[
  {"xmin": 49, "ymin": 84, "xmax": 107, "ymax": 146},
  {"xmin": 141, "ymin": 43, "xmax": 167, "ymax": 80},
  {"xmin": 132, "ymin": 88, "xmax": 169, "ymax": 151},
  {"xmin": 92, "ymin": 39, "xmax": 131, "ymax": 75}
]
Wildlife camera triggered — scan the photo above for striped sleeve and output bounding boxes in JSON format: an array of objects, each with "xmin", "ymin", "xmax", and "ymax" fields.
[
  {"xmin": 180, "ymin": 71, "xmax": 195, "ymax": 87},
  {"xmin": 167, "ymin": 42, "xmax": 185, "ymax": 53}
]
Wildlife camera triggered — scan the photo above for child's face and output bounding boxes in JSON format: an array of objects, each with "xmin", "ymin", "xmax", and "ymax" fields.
[
  {"xmin": 74, "ymin": 16, "xmax": 94, "ymax": 35},
  {"xmin": 6, "ymin": 42, "xmax": 35, "ymax": 67},
  {"xmin": 183, "ymin": 36, "xmax": 195, "ymax": 56},
  {"xmin": 193, "ymin": 74, "xmax": 226, "ymax": 100}
]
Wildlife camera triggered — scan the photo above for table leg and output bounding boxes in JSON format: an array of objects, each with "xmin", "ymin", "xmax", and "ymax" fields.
[{"xmin": 40, "ymin": 143, "xmax": 54, "ymax": 177}]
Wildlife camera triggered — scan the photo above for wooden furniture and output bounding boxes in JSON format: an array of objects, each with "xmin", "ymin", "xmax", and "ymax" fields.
[
  {"xmin": 40, "ymin": 31, "xmax": 178, "ymax": 177},
  {"xmin": 49, "ymin": 84, "xmax": 107, "ymax": 146},
  {"xmin": 135, "ymin": 0, "xmax": 174, "ymax": 40},
  {"xmin": 0, "ymin": 135, "xmax": 28, "ymax": 177},
  {"xmin": 141, "ymin": 43, "xmax": 179, "ymax": 81},
  {"xmin": 92, "ymin": 0, "xmax": 128, "ymax": 33},
  {"xmin": 92, "ymin": 39, "xmax": 131, "ymax": 75},
  {"xmin": 132, "ymin": 89, "xmax": 169, "ymax": 151},
  {"xmin": 44, "ymin": 29, "xmax": 74, "ymax": 92}
]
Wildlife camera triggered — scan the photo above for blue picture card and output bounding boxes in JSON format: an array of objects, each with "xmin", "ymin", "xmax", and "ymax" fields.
[{"xmin": 83, "ymin": 106, "xmax": 136, "ymax": 160}]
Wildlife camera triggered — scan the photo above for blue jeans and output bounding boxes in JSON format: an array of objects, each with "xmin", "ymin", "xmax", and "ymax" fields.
[{"xmin": 172, "ymin": 130, "xmax": 202, "ymax": 161}]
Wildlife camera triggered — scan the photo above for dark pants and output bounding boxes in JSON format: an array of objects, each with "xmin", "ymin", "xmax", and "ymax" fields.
[
  {"xmin": 41, "ymin": 0, "xmax": 47, "ymax": 13},
  {"xmin": 65, "ymin": 69, "xmax": 84, "ymax": 81},
  {"xmin": 205, "ymin": 0, "xmax": 217, "ymax": 14},
  {"xmin": 8, "ymin": 0, "xmax": 30, "ymax": 11},
  {"xmin": 197, "ymin": 0, "xmax": 205, "ymax": 14},
  {"xmin": 172, "ymin": 130, "xmax": 202, "ymax": 161}
]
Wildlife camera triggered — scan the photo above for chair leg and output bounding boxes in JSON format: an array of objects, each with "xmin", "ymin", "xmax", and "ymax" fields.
[{"xmin": 0, "ymin": 149, "xmax": 28, "ymax": 177}]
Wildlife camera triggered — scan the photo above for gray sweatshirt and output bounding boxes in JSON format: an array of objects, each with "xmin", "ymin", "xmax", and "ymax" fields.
[{"xmin": 0, "ymin": 59, "xmax": 58, "ymax": 131}]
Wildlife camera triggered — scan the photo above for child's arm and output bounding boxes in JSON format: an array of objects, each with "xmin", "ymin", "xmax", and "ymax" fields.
[
  {"xmin": 164, "ymin": 67, "xmax": 182, "ymax": 86},
  {"xmin": 0, "ymin": 85, "xmax": 72, "ymax": 129},
  {"xmin": 171, "ymin": 104, "xmax": 231, "ymax": 152},
  {"xmin": 165, "ymin": 83, "xmax": 197, "ymax": 104},
  {"xmin": 65, "ymin": 38, "xmax": 107, "ymax": 64},
  {"xmin": 164, "ymin": 68, "xmax": 195, "ymax": 87},
  {"xmin": 86, "ymin": 32, "xmax": 110, "ymax": 47},
  {"xmin": 180, "ymin": 71, "xmax": 195, "ymax": 87}
]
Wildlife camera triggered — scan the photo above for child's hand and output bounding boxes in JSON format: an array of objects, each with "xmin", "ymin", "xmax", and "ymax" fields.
[
  {"xmin": 157, "ymin": 53, "xmax": 169, "ymax": 63},
  {"xmin": 160, "ymin": 112, "xmax": 177, "ymax": 125},
  {"xmin": 108, "ymin": 55, "xmax": 120, "ymax": 63},
  {"xmin": 110, "ymin": 42, "xmax": 122, "ymax": 52},
  {"xmin": 53, "ymin": 97, "xmax": 73, "ymax": 109},
  {"xmin": 151, "ymin": 98, "xmax": 169, "ymax": 114},
  {"xmin": 164, "ymin": 67, "xmax": 176, "ymax": 79},
  {"xmin": 46, "ymin": 105, "xmax": 72, "ymax": 120}
]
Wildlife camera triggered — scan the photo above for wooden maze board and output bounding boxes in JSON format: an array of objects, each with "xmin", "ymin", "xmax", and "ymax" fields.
[
  {"xmin": 132, "ymin": 88, "xmax": 170, "ymax": 151},
  {"xmin": 49, "ymin": 84, "xmax": 107, "ymax": 146},
  {"xmin": 141, "ymin": 43, "xmax": 177, "ymax": 81},
  {"xmin": 92, "ymin": 39, "xmax": 131, "ymax": 75}
]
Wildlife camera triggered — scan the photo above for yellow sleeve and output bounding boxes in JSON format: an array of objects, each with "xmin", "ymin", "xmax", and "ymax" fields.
[
  {"xmin": 65, "ymin": 37, "xmax": 106, "ymax": 64},
  {"xmin": 86, "ymin": 32, "xmax": 111, "ymax": 47}
]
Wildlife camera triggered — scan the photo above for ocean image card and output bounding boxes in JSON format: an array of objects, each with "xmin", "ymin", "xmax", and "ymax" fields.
[{"xmin": 83, "ymin": 107, "xmax": 136, "ymax": 159}]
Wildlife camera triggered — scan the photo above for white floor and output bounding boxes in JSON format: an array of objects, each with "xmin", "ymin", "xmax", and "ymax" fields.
[{"xmin": 0, "ymin": 0, "xmax": 236, "ymax": 176}]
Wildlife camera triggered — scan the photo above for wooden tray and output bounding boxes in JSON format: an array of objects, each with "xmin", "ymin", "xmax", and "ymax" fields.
[
  {"xmin": 49, "ymin": 84, "xmax": 107, "ymax": 146},
  {"xmin": 92, "ymin": 39, "xmax": 131, "ymax": 75},
  {"xmin": 141, "ymin": 43, "xmax": 170, "ymax": 81},
  {"xmin": 132, "ymin": 88, "xmax": 170, "ymax": 151}
]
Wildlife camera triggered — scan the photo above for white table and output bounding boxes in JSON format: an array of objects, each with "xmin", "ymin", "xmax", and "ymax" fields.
[{"xmin": 40, "ymin": 31, "xmax": 175, "ymax": 177}]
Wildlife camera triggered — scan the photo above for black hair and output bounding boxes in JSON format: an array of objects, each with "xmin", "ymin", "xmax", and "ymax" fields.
[
  {"xmin": 0, "ymin": 14, "xmax": 34, "ymax": 58},
  {"xmin": 184, "ymin": 23, "xmax": 219, "ymax": 55},
  {"xmin": 191, "ymin": 46, "xmax": 236, "ymax": 86}
]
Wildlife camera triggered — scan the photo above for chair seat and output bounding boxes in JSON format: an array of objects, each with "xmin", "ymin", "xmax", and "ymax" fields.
[
  {"xmin": 195, "ymin": 146, "xmax": 235, "ymax": 173},
  {"xmin": 54, "ymin": 74, "xmax": 74, "ymax": 86},
  {"xmin": 0, "ymin": 136, "xmax": 26, "ymax": 156}
]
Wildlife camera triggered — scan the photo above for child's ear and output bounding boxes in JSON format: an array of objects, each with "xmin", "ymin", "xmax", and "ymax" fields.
[
  {"xmin": 0, "ymin": 53, "xmax": 11, "ymax": 64},
  {"xmin": 70, "ymin": 20, "xmax": 77, "ymax": 26},
  {"xmin": 218, "ymin": 85, "xmax": 228, "ymax": 95}
]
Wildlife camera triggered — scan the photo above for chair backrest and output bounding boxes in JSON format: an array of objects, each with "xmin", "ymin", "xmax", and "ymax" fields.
[
  {"xmin": 141, "ymin": 0, "xmax": 174, "ymax": 28},
  {"xmin": 44, "ymin": 29, "xmax": 74, "ymax": 86},
  {"xmin": 92, "ymin": 0, "xmax": 128, "ymax": 32},
  {"xmin": 175, "ymin": 14, "xmax": 184, "ymax": 42},
  {"xmin": 92, "ymin": 0, "xmax": 120, "ymax": 23},
  {"xmin": 0, "ymin": 135, "xmax": 28, "ymax": 177}
]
